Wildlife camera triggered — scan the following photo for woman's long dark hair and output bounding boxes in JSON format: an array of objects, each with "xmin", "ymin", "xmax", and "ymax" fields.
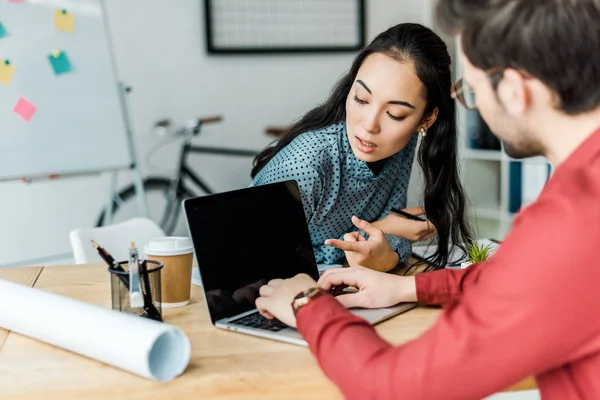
[{"xmin": 251, "ymin": 23, "xmax": 472, "ymax": 268}]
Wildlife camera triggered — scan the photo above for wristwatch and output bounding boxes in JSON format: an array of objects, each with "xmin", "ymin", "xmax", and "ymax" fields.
[{"xmin": 291, "ymin": 287, "xmax": 329, "ymax": 316}]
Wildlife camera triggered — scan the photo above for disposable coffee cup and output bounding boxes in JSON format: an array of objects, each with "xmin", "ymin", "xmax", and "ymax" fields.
[{"xmin": 145, "ymin": 237, "xmax": 194, "ymax": 308}]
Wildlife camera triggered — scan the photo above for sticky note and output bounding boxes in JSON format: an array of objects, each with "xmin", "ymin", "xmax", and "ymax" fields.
[
  {"xmin": 0, "ymin": 22, "xmax": 7, "ymax": 39},
  {"xmin": 0, "ymin": 59, "xmax": 15, "ymax": 85},
  {"xmin": 13, "ymin": 97, "xmax": 36, "ymax": 122},
  {"xmin": 6, "ymin": 0, "xmax": 25, "ymax": 3},
  {"xmin": 48, "ymin": 51, "xmax": 73, "ymax": 75},
  {"xmin": 54, "ymin": 9, "xmax": 74, "ymax": 33}
]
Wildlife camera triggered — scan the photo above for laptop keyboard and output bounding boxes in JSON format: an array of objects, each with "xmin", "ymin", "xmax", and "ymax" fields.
[{"xmin": 229, "ymin": 312, "xmax": 288, "ymax": 332}]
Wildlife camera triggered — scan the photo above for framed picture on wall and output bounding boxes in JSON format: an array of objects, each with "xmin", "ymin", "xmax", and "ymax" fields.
[{"xmin": 204, "ymin": 0, "xmax": 366, "ymax": 54}]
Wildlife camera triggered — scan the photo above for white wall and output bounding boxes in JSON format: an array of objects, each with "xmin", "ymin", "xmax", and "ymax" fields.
[{"xmin": 0, "ymin": 0, "xmax": 434, "ymax": 266}]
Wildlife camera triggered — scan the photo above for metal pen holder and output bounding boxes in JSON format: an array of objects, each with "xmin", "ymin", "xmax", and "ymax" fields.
[{"xmin": 108, "ymin": 260, "xmax": 163, "ymax": 322}]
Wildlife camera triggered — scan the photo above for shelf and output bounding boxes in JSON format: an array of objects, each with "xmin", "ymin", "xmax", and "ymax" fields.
[
  {"xmin": 465, "ymin": 149, "xmax": 551, "ymax": 166},
  {"xmin": 471, "ymin": 207, "xmax": 517, "ymax": 222},
  {"xmin": 464, "ymin": 149, "xmax": 502, "ymax": 161},
  {"xmin": 503, "ymin": 155, "xmax": 549, "ymax": 164},
  {"xmin": 473, "ymin": 207, "xmax": 503, "ymax": 220}
]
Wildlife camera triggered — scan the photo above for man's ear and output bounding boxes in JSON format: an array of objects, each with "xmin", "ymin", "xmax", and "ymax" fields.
[
  {"xmin": 497, "ymin": 68, "xmax": 531, "ymax": 115},
  {"xmin": 420, "ymin": 107, "xmax": 439, "ymax": 131}
]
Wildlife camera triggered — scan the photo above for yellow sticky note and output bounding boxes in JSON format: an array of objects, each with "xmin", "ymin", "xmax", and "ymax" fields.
[
  {"xmin": 0, "ymin": 60, "xmax": 15, "ymax": 85},
  {"xmin": 54, "ymin": 9, "xmax": 74, "ymax": 33}
]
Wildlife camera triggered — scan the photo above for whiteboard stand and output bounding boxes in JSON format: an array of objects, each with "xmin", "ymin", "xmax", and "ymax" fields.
[
  {"xmin": 103, "ymin": 166, "xmax": 148, "ymax": 226},
  {"xmin": 104, "ymin": 170, "xmax": 117, "ymax": 226},
  {"xmin": 131, "ymin": 169, "xmax": 148, "ymax": 220},
  {"xmin": 106, "ymin": 82, "xmax": 149, "ymax": 225}
]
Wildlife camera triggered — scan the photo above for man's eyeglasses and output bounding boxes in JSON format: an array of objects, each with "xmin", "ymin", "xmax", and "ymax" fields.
[{"xmin": 451, "ymin": 67, "xmax": 504, "ymax": 110}]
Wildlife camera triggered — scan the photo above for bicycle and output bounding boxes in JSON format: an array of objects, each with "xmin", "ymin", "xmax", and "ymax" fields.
[{"xmin": 96, "ymin": 116, "xmax": 260, "ymax": 235}]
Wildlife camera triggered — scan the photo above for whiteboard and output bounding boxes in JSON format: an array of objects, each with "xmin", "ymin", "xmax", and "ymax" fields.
[{"xmin": 0, "ymin": 0, "xmax": 132, "ymax": 181}]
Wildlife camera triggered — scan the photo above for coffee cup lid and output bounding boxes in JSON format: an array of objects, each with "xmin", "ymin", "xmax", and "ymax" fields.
[{"xmin": 145, "ymin": 237, "xmax": 193, "ymax": 256}]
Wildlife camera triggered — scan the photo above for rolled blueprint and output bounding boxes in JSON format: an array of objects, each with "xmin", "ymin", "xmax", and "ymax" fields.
[{"xmin": 0, "ymin": 279, "xmax": 190, "ymax": 381}]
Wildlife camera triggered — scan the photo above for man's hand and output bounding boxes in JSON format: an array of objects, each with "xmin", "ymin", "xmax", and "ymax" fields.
[
  {"xmin": 255, "ymin": 274, "xmax": 318, "ymax": 328},
  {"xmin": 324, "ymin": 216, "xmax": 399, "ymax": 271},
  {"xmin": 318, "ymin": 266, "xmax": 417, "ymax": 309}
]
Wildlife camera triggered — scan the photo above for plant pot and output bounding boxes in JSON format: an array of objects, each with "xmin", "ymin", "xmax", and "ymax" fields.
[{"xmin": 447, "ymin": 262, "xmax": 473, "ymax": 270}]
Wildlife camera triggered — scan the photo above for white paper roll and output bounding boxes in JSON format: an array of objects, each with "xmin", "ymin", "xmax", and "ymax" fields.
[{"xmin": 0, "ymin": 279, "xmax": 190, "ymax": 381}]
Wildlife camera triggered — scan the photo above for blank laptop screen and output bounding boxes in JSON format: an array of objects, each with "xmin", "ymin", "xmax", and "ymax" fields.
[{"xmin": 184, "ymin": 180, "xmax": 319, "ymax": 323}]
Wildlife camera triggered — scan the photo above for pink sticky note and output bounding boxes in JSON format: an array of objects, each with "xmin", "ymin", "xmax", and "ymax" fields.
[
  {"xmin": 13, "ymin": 97, "xmax": 36, "ymax": 122},
  {"xmin": 7, "ymin": 0, "xmax": 25, "ymax": 3}
]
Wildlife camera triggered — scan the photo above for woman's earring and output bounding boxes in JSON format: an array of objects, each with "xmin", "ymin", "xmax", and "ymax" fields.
[{"xmin": 419, "ymin": 127, "xmax": 427, "ymax": 138}]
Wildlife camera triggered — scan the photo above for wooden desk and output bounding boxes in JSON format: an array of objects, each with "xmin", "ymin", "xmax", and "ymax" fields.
[{"xmin": 0, "ymin": 265, "xmax": 535, "ymax": 399}]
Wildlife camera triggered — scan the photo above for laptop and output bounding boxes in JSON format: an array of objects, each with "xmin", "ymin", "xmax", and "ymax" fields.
[{"xmin": 183, "ymin": 180, "xmax": 416, "ymax": 346}]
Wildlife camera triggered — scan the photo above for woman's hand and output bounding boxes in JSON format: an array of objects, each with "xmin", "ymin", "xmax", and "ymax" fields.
[
  {"xmin": 374, "ymin": 206, "xmax": 436, "ymax": 242},
  {"xmin": 325, "ymin": 216, "xmax": 399, "ymax": 271}
]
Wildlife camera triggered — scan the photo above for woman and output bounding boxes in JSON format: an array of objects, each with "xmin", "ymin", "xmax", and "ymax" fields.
[{"xmin": 251, "ymin": 23, "xmax": 471, "ymax": 270}]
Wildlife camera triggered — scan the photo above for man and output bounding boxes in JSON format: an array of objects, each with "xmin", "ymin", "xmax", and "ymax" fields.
[{"xmin": 255, "ymin": 1, "xmax": 600, "ymax": 399}]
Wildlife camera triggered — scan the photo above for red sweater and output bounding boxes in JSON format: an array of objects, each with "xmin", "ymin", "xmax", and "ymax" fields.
[{"xmin": 297, "ymin": 129, "xmax": 600, "ymax": 400}]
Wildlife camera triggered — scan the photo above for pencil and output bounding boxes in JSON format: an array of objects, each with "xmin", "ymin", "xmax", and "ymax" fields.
[
  {"xmin": 390, "ymin": 208, "xmax": 426, "ymax": 222},
  {"xmin": 91, "ymin": 240, "xmax": 116, "ymax": 266}
]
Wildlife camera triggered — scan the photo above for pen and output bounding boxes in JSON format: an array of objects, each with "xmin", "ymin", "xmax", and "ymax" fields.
[
  {"xmin": 390, "ymin": 208, "xmax": 426, "ymax": 222},
  {"xmin": 140, "ymin": 261, "xmax": 162, "ymax": 322}
]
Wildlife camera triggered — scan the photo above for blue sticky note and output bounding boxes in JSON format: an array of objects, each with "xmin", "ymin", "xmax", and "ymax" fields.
[
  {"xmin": 47, "ymin": 51, "xmax": 73, "ymax": 75},
  {"xmin": 0, "ymin": 22, "xmax": 8, "ymax": 39}
]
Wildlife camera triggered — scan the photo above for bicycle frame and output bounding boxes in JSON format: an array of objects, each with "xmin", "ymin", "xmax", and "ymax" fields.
[{"xmin": 159, "ymin": 133, "xmax": 259, "ymax": 229}]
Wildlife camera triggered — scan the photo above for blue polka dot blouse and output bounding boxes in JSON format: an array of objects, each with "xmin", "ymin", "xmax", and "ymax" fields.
[{"xmin": 253, "ymin": 121, "xmax": 417, "ymax": 265}]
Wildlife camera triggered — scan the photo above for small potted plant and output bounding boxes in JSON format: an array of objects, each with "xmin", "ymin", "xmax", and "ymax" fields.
[{"xmin": 459, "ymin": 239, "xmax": 495, "ymax": 269}]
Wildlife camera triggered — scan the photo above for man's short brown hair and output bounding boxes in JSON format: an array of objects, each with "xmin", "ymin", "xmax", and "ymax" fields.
[{"xmin": 437, "ymin": 0, "xmax": 600, "ymax": 114}]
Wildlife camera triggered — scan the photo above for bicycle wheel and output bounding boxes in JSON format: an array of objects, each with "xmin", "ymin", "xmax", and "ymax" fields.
[{"xmin": 96, "ymin": 177, "xmax": 196, "ymax": 236}]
